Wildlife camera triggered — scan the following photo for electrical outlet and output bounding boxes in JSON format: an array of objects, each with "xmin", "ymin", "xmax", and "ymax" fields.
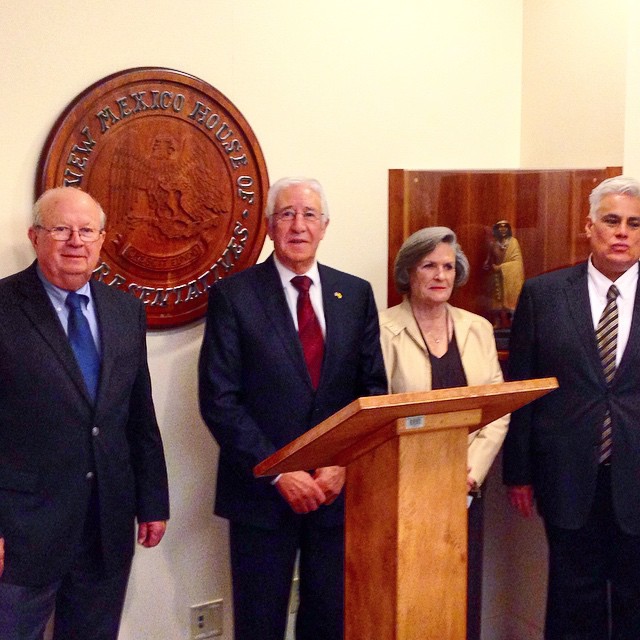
[{"xmin": 190, "ymin": 600, "xmax": 223, "ymax": 639}]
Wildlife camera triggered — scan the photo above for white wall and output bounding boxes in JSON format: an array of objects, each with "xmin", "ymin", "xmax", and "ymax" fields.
[
  {"xmin": 521, "ymin": 0, "xmax": 627, "ymax": 169},
  {"xmin": 624, "ymin": 0, "xmax": 640, "ymax": 177},
  {"xmin": 0, "ymin": 1, "xmax": 630, "ymax": 638}
]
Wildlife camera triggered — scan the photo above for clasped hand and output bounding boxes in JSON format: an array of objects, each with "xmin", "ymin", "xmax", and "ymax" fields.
[{"xmin": 276, "ymin": 466, "xmax": 346, "ymax": 514}]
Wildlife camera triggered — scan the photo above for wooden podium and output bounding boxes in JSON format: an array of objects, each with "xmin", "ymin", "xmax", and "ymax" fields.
[{"xmin": 254, "ymin": 378, "xmax": 557, "ymax": 640}]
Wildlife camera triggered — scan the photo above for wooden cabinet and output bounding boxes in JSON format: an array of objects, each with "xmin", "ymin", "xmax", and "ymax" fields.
[{"xmin": 388, "ymin": 168, "xmax": 622, "ymax": 317}]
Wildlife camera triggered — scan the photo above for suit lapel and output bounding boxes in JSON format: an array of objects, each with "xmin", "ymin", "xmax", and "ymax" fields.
[
  {"xmin": 615, "ymin": 269, "xmax": 640, "ymax": 380},
  {"xmin": 254, "ymin": 257, "xmax": 310, "ymax": 384},
  {"xmin": 319, "ymin": 264, "xmax": 356, "ymax": 388},
  {"xmin": 17, "ymin": 265, "xmax": 93, "ymax": 404},
  {"xmin": 563, "ymin": 264, "xmax": 606, "ymax": 381},
  {"xmin": 90, "ymin": 281, "xmax": 123, "ymax": 412},
  {"xmin": 319, "ymin": 265, "xmax": 340, "ymax": 383}
]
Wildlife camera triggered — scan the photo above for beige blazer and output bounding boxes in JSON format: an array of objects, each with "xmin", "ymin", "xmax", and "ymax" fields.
[{"xmin": 379, "ymin": 298, "xmax": 509, "ymax": 487}]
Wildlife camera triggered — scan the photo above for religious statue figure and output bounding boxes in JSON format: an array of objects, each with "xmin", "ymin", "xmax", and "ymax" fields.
[{"xmin": 483, "ymin": 220, "xmax": 525, "ymax": 329}]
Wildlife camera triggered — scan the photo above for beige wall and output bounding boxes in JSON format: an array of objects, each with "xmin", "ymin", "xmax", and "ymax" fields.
[
  {"xmin": 625, "ymin": 1, "xmax": 640, "ymax": 177},
  {"xmin": 521, "ymin": 0, "xmax": 627, "ymax": 169},
  {"xmin": 0, "ymin": 1, "xmax": 630, "ymax": 638}
]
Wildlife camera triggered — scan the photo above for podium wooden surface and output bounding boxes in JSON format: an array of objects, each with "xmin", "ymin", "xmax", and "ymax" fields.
[{"xmin": 255, "ymin": 378, "xmax": 558, "ymax": 639}]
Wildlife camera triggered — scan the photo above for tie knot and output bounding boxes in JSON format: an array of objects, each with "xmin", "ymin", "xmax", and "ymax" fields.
[
  {"xmin": 66, "ymin": 291, "xmax": 88, "ymax": 311},
  {"xmin": 291, "ymin": 275, "xmax": 312, "ymax": 294},
  {"xmin": 607, "ymin": 285, "xmax": 620, "ymax": 301}
]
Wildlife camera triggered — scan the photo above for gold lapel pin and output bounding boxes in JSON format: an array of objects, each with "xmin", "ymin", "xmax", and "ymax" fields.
[{"xmin": 334, "ymin": 292, "xmax": 343, "ymax": 299}]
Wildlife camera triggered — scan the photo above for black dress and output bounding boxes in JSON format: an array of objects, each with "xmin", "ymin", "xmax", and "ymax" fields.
[
  {"xmin": 427, "ymin": 331, "xmax": 467, "ymax": 390},
  {"xmin": 427, "ymin": 332, "xmax": 483, "ymax": 640}
]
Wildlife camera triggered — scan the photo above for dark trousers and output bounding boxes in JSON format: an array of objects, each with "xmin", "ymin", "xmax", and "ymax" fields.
[
  {"xmin": 467, "ymin": 492, "xmax": 484, "ymax": 640},
  {"xmin": 0, "ymin": 488, "xmax": 131, "ymax": 640},
  {"xmin": 544, "ymin": 465, "xmax": 640, "ymax": 640},
  {"xmin": 230, "ymin": 518, "xmax": 344, "ymax": 640}
]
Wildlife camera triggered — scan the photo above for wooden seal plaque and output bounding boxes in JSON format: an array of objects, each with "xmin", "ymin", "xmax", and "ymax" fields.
[{"xmin": 37, "ymin": 67, "xmax": 269, "ymax": 328}]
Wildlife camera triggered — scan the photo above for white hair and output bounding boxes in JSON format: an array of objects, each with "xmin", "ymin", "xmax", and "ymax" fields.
[
  {"xmin": 589, "ymin": 176, "xmax": 640, "ymax": 220},
  {"xmin": 265, "ymin": 177, "xmax": 330, "ymax": 221}
]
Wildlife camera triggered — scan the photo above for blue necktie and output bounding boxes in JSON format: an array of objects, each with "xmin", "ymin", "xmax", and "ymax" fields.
[{"xmin": 65, "ymin": 292, "xmax": 100, "ymax": 401}]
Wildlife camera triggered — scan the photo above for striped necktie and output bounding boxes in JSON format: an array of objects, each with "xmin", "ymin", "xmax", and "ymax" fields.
[{"xmin": 596, "ymin": 284, "xmax": 619, "ymax": 463}]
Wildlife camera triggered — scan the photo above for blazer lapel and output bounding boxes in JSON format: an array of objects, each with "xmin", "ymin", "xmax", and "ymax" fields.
[
  {"xmin": 563, "ymin": 264, "xmax": 606, "ymax": 381},
  {"xmin": 254, "ymin": 257, "xmax": 310, "ymax": 384},
  {"xmin": 615, "ymin": 268, "xmax": 640, "ymax": 380},
  {"xmin": 17, "ymin": 265, "xmax": 93, "ymax": 404},
  {"xmin": 90, "ymin": 282, "xmax": 123, "ymax": 412},
  {"xmin": 397, "ymin": 299, "xmax": 428, "ymax": 354},
  {"xmin": 320, "ymin": 265, "xmax": 367, "ymax": 388},
  {"xmin": 319, "ymin": 266, "xmax": 342, "ymax": 385},
  {"xmin": 450, "ymin": 304, "xmax": 471, "ymax": 353}
]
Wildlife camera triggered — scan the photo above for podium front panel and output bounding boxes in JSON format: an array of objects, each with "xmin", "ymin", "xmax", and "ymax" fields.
[{"xmin": 345, "ymin": 421, "xmax": 468, "ymax": 639}]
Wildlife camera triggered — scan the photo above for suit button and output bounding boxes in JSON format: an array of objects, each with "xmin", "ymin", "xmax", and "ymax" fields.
[
  {"xmin": 92, "ymin": 427, "xmax": 99, "ymax": 437},
  {"xmin": 86, "ymin": 471, "xmax": 95, "ymax": 480}
]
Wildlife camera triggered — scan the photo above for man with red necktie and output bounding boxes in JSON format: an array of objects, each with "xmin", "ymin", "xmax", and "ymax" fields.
[{"xmin": 199, "ymin": 176, "xmax": 387, "ymax": 640}]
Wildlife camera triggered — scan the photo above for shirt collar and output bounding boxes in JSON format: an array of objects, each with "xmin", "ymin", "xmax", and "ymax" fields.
[
  {"xmin": 36, "ymin": 264, "xmax": 94, "ymax": 305},
  {"xmin": 587, "ymin": 256, "xmax": 638, "ymax": 300},
  {"xmin": 272, "ymin": 253, "xmax": 320, "ymax": 287}
]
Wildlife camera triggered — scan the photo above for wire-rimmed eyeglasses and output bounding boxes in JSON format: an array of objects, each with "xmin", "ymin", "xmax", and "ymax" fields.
[{"xmin": 35, "ymin": 225, "xmax": 105, "ymax": 243}]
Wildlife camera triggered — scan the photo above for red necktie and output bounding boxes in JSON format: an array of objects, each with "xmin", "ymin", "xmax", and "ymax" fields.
[{"xmin": 291, "ymin": 275, "xmax": 324, "ymax": 388}]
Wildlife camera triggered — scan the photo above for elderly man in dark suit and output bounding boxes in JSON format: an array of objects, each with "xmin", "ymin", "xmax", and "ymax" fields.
[
  {"xmin": 199, "ymin": 176, "xmax": 387, "ymax": 640},
  {"xmin": 0, "ymin": 187, "xmax": 169, "ymax": 640},
  {"xmin": 504, "ymin": 175, "xmax": 640, "ymax": 639}
]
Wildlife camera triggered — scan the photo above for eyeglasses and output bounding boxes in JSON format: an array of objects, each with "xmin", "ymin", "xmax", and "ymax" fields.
[
  {"xmin": 272, "ymin": 208, "xmax": 324, "ymax": 224},
  {"xmin": 35, "ymin": 225, "xmax": 105, "ymax": 242}
]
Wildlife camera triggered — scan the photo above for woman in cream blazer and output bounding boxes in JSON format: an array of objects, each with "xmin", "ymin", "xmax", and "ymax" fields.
[
  {"xmin": 379, "ymin": 226, "xmax": 508, "ymax": 489},
  {"xmin": 379, "ymin": 226, "xmax": 509, "ymax": 640},
  {"xmin": 379, "ymin": 297, "xmax": 508, "ymax": 488}
]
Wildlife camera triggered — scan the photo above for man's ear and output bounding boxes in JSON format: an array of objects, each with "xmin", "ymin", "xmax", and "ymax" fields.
[
  {"xmin": 28, "ymin": 226, "xmax": 39, "ymax": 250},
  {"xmin": 585, "ymin": 216, "xmax": 593, "ymax": 239}
]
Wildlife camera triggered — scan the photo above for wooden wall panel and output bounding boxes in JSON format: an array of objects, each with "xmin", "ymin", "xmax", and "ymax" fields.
[{"xmin": 387, "ymin": 168, "xmax": 622, "ymax": 321}]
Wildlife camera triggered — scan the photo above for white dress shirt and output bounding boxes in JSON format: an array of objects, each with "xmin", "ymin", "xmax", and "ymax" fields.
[
  {"xmin": 587, "ymin": 257, "xmax": 638, "ymax": 367},
  {"xmin": 272, "ymin": 254, "xmax": 326, "ymax": 335},
  {"xmin": 37, "ymin": 266, "xmax": 102, "ymax": 355}
]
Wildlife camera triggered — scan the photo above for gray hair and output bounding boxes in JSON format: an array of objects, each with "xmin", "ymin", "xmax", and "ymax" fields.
[
  {"xmin": 394, "ymin": 226, "xmax": 470, "ymax": 295},
  {"xmin": 33, "ymin": 187, "xmax": 107, "ymax": 228},
  {"xmin": 589, "ymin": 175, "xmax": 640, "ymax": 220},
  {"xmin": 265, "ymin": 177, "xmax": 330, "ymax": 222}
]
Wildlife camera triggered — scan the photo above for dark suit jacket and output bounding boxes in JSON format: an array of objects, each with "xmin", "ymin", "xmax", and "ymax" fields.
[
  {"xmin": 198, "ymin": 255, "xmax": 387, "ymax": 529},
  {"xmin": 0, "ymin": 262, "xmax": 169, "ymax": 586},
  {"xmin": 503, "ymin": 262, "xmax": 640, "ymax": 534}
]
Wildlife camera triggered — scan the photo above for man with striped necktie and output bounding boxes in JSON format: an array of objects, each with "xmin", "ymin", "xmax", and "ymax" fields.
[{"xmin": 504, "ymin": 176, "xmax": 640, "ymax": 639}]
